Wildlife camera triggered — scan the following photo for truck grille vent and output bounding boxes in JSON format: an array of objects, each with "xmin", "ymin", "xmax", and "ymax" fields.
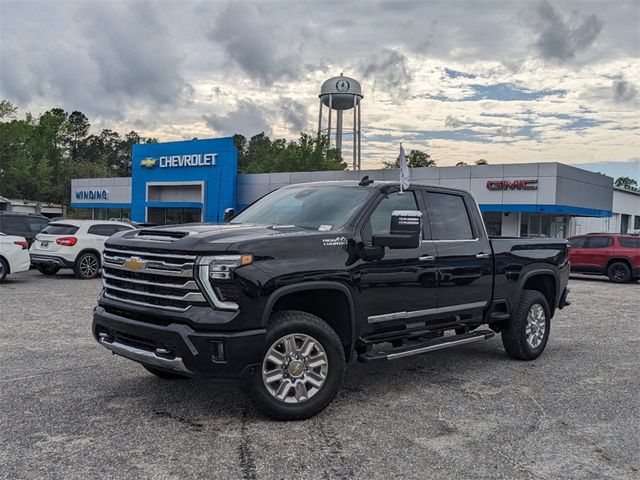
[{"xmin": 102, "ymin": 247, "xmax": 205, "ymax": 312}]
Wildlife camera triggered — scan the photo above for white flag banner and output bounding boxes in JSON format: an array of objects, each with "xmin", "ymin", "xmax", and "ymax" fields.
[{"xmin": 399, "ymin": 143, "xmax": 410, "ymax": 193}]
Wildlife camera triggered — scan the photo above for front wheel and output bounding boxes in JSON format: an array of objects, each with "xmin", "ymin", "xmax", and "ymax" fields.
[
  {"xmin": 74, "ymin": 252, "xmax": 100, "ymax": 279},
  {"xmin": 248, "ymin": 310, "xmax": 345, "ymax": 421},
  {"xmin": 501, "ymin": 290, "xmax": 550, "ymax": 360},
  {"xmin": 607, "ymin": 262, "xmax": 631, "ymax": 283}
]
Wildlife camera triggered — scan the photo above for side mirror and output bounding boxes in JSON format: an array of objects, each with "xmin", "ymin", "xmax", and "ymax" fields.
[
  {"xmin": 223, "ymin": 208, "xmax": 235, "ymax": 222},
  {"xmin": 372, "ymin": 210, "xmax": 422, "ymax": 249}
]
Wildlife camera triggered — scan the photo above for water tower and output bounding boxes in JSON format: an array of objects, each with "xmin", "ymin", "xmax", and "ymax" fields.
[{"xmin": 318, "ymin": 74, "xmax": 363, "ymax": 170}]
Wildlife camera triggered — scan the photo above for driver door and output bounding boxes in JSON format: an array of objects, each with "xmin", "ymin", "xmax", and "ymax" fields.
[{"xmin": 356, "ymin": 188, "xmax": 439, "ymax": 335}]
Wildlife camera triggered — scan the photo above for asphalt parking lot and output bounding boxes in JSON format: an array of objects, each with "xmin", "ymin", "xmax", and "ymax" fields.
[{"xmin": 1, "ymin": 270, "xmax": 638, "ymax": 479}]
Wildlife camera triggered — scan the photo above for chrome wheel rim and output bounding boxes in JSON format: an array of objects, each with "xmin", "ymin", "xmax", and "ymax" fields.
[
  {"xmin": 526, "ymin": 304, "xmax": 546, "ymax": 349},
  {"xmin": 80, "ymin": 256, "xmax": 98, "ymax": 277},
  {"xmin": 262, "ymin": 333, "xmax": 328, "ymax": 404},
  {"xmin": 0, "ymin": 262, "xmax": 5, "ymax": 277}
]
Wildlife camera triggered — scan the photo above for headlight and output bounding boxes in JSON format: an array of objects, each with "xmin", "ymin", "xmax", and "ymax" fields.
[
  {"xmin": 200, "ymin": 254, "xmax": 253, "ymax": 280},
  {"xmin": 195, "ymin": 255, "xmax": 253, "ymax": 310}
]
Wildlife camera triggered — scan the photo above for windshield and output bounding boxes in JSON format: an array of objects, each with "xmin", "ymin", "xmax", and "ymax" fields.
[{"xmin": 231, "ymin": 185, "xmax": 372, "ymax": 231}]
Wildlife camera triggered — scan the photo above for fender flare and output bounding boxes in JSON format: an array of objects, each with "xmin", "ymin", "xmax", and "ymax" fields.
[
  {"xmin": 260, "ymin": 281, "xmax": 357, "ymax": 355},
  {"xmin": 512, "ymin": 268, "xmax": 560, "ymax": 315}
]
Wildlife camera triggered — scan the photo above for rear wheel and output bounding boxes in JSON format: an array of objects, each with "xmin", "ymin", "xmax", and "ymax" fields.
[
  {"xmin": 74, "ymin": 252, "xmax": 100, "ymax": 279},
  {"xmin": 37, "ymin": 264, "xmax": 60, "ymax": 276},
  {"xmin": 0, "ymin": 258, "xmax": 8, "ymax": 283},
  {"xmin": 607, "ymin": 262, "xmax": 631, "ymax": 283},
  {"xmin": 502, "ymin": 290, "xmax": 550, "ymax": 360},
  {"xmin": 248, "ymin": 310, "xmax": 345, "ymax": 420},
  {"xmin": 143, "ymin": 365, "xmax": 190, "ymax": 380}
]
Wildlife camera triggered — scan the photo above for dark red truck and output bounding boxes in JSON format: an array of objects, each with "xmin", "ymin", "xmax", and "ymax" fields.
[{"xmin": 568, "ymin": 233, "xmax": 640, "ymax": 283}]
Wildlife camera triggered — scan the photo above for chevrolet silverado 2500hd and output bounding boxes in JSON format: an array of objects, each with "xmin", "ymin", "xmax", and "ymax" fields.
[{"xmin": 93, "ymin": 180, "xmax": 570, "ymax": 420}]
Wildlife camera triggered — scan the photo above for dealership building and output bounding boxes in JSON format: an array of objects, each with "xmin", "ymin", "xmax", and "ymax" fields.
[{"xmin": 70, "ymin": 137, "xmax": 640, "ymax": 238}]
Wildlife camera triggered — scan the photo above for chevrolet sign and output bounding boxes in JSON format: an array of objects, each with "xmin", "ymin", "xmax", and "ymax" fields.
[
  {"xmin": 139, "ymin": 153, "xmax": 217, "ymax": 169},
  {"xmin": 486, "ymin": 179, "xmax": 538, "ymax": 191}
]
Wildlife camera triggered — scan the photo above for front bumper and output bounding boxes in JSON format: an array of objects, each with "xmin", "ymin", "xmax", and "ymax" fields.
[{"xmin": 92, "ymin": 305, "xmax": 266, "ymax": 380}]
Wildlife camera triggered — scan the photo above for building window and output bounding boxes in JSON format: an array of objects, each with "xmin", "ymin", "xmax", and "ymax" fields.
[
  {"xmin": 148, "ymin": 207, "xmax": 202, "ymax": 225},
  {"xmin": 481, "ymin": 212, "xmax": 502, "ymax": 237},
  {"xmin": 635, "ymin": 216, "xmax": 640, "ymax": 230}
]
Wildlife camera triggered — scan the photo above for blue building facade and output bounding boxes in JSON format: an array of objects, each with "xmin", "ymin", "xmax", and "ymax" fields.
[{"xmin": 71, "ymin": 137, "xmax": 237, "ymax": 224}]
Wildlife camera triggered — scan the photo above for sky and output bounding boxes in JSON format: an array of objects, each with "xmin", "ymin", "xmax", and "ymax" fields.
[{"xmin": 1, "ymin": 0, "xmax": 639, "ymax": 179}]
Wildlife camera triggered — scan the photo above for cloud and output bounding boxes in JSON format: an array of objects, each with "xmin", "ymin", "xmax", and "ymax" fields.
[
  {"xmin": 279, "ymin": 97, "xmax": 309, "ymax": 132},
  {"xmin": 445, "ymin": 116, "xmax": 465, "ymax": 128},
  {"xmin": 204, "ymin": 100, "xmax": 273, "ymax": 137},
  {"xmin": 464, "ymin": 84, "xmax": 566, "ymax": 101},
  {"xmin": 361, "ymin": 49, "xmax": 412, "ymax": 101},
  {"xmin": 444, "ymin": 68, "xmax": 476, "ymax": 79},
  {"xmin": 531, "ymin": 0, "xmax": 603, "ymax": 62},
  {"xmin": 613, "ymin": 76, "xmax": 638, "ymax": 103},
  {"xmin": 208, "ymin": 2, "xmax": 301, "ymax": 86}
]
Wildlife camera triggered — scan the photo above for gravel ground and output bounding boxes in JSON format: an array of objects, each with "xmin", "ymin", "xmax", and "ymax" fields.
[{"xmin": 1, "ymin": 270, "xmax": 638, "ymax": 479}]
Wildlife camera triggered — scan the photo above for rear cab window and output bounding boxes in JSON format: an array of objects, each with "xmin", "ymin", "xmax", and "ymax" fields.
[
  {"xmin": 423, "ymin": 192, "xmax": 475, "ymax": 240},
  {"xmin": 27, "ymin": 217, "xmax": 49, "ymax": 233},
  {"xmin": 41, "ymin": 224, "xmax": 79, "ymax": 235}
]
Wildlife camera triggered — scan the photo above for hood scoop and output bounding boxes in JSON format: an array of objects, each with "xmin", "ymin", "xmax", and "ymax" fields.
[{"xmin": 135, "ymin": 229, "xmax": 191, "ymax": 242}]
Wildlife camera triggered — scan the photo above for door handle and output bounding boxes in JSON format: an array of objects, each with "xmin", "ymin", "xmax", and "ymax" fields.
[
  {"xmin": 418, "ymin": 255, "xmax": 435, "ymax": 262},
  {"xmin": 476, "ymin": 252, "xmax": 490, "ymax": 258}
]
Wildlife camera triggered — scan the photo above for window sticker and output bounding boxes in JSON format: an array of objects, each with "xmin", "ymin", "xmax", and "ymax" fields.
[{"xmin": 319, "ymin": 225, "xmax": 332, "ymax": 231}]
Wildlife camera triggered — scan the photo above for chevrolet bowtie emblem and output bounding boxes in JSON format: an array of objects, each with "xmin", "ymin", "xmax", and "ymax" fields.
[
  {"xmin": 140, "ymin": 157, "xmax": 157, "ymax": 168},
  {"xmin": 123, "ymin": 257, "xmax": 146, "ymax": 271}
]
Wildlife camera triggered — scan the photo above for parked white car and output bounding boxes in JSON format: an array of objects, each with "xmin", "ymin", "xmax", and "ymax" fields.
[
  {"xmin": 0, "ymin": 233, "xmax": 31, "ymax": 282},
  {"xmin": 30, "ymin": 220, "xmax": 135, "ymax": 279}
]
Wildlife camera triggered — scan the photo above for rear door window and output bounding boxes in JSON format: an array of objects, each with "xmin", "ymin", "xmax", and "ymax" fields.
[
  {"xmin": 88, "ymin": 224, "xmax": 132, "ymax": 237},
  {"xmin": 26, "ymin": 217, "xmax": 49, "ymax": 233},
  {"xmin": 424, "ymin": 192, "xmax": 474, "ymax": 240},
  {"xmin": 584, "ymin": 236, "xmax": 613, "ymax": 248},
  {"xmin": 42, "ymin": 224, "xmax": 79, "ymax": 235}
]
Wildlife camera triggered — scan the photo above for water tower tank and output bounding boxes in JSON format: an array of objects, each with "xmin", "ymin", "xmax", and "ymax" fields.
[{"xmin": 318, "ymin": 74, "xmax": 363, "ymax": 170}]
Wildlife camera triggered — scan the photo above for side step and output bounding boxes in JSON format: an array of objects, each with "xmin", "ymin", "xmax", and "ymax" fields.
[{"xmin": 358, "ymin": 330, "xmax": 495, "ymax": 362}]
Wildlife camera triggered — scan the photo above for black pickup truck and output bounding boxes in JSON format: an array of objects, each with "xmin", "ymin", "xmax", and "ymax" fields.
[{"xmin": 93, "ymin": 180, "xmax": 570, "ymax": 420}]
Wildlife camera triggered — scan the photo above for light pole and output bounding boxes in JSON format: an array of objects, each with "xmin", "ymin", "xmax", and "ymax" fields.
[{"xmin": 0, "ymin": 168, "xmax": 4, "ymax": 197}]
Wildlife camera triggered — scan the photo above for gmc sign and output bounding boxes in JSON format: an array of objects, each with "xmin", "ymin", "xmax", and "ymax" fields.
[{"xmin": 486, "ymin": 179, "xmax": 538, "ymax": 191}]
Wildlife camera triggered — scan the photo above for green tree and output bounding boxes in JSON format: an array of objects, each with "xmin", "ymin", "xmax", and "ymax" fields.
[
  {"xmin": 475, "ymin": 159, "xmax": 489, "ymax": 165},
  {"xmin": 614, "ymin": 176, "xmax": 639, "ymax": 191},
  {"xmin": 383, "ymin": 149, "xmax": 435, "ymax": 169},
  {"xmin": 0, "ymin": 99, "xmax": 17, "ymax": 119},
  {"xmin": 233, "ymin": 132, "xmax": 346, "ymax": 173},
  {"xmin": 455, "ymin": 161, "xmax": 468, "ymax": 166}
]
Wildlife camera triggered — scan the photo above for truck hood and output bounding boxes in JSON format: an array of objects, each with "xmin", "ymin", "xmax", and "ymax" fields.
[{"xmin": 106, "ymin": 222, "xmax": 345, "ymax": 255}]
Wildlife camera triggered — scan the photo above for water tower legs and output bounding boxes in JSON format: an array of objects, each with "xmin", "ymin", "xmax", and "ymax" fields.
[{"xmin": 336, "ymin": 110, "xmax": 343, "ymax": 155}]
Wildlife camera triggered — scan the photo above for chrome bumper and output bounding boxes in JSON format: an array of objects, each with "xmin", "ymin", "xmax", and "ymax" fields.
[{"xmin": 98, "ymin": 333, "xmax": 192, "ymax": 375}]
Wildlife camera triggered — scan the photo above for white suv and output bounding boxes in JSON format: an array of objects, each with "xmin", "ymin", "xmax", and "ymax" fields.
[
  {"xmin": 30, "ymin": 220, "xmax": 135, "ymax": 279},
  {"xmin": 0, "ymin": 233, "xmax": 31, "ymax": 282}
]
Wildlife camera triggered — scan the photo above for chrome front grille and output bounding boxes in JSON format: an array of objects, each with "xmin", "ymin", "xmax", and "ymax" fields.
[{"xmin": 102, "ymin": 247, "xmax": 206, "ymax": 312}]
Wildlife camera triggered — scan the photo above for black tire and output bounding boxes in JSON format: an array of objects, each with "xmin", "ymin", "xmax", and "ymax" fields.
[
  {"xmin": 247, "ymin": 310, "xmax": 345, "ymax": 421},
  {"xmin": 143, "ymin": 365, "xmax": 190, "ymax": 380},
  {"xmin": 37, "ymin": 264, "xmax": 60, "ymax": 276},
  {"xmin": 74, "ymin": 252, "xmax": 100, "ymax": 279},
  {"xmin": 607, "ymin": 262, "xmax": 632, "ymax": 283},
  {"xmin": 0, "ymin": 258, "xmax": 8, "ymax": 283},
  {"xmin": 501, "ymin": 289, "xmax": 550, "ymax": 361}
]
